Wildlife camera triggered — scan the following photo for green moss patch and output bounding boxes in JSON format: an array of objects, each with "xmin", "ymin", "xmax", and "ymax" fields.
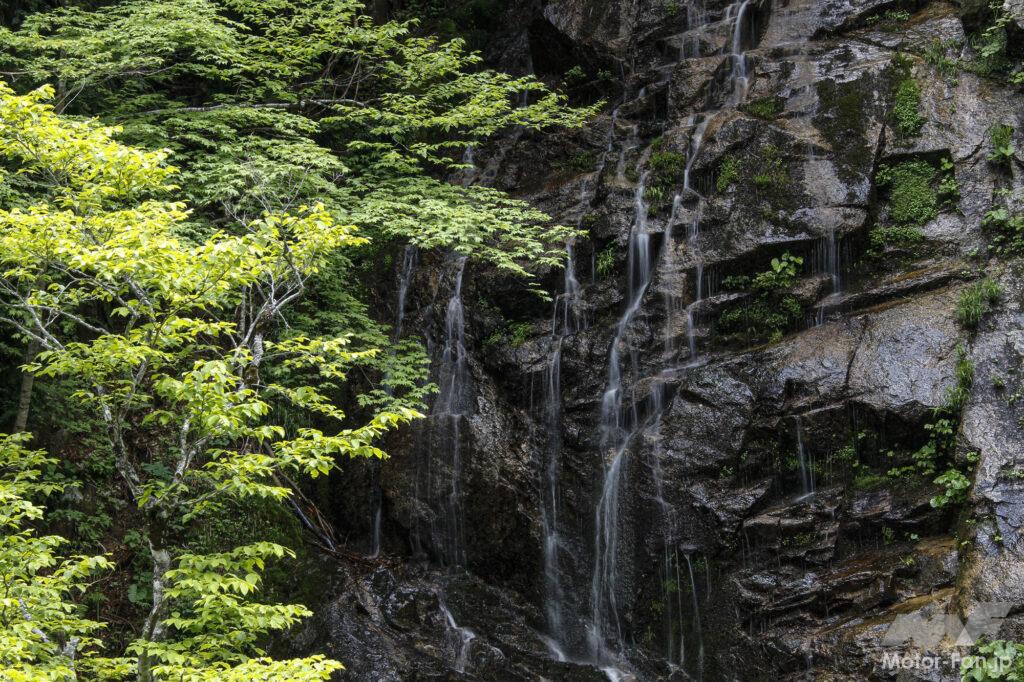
[{"xmin": 876, "ymin": 160, "xmax": 938, "ymax": 226}]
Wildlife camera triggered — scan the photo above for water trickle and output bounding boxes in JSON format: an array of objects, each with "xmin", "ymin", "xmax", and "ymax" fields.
[
  {"xmin": 685, "ymin": 552, "xmax": 705, "ymax": 681},
  {"xmin": 589, "ymin": 169, "xmax": 658, "ymax": 664},
  {"xmin": 440, "ymin": 596, "xmax": 476, "ymax": 673},
  {"xmin": 727, "ymin": 0, "xmax": 752, "ymax": 104},
  {"xmin": 370, "ymin": 245, "xmax": 418, "ymax": 558},
  {"xmin": 794, "ymin": 415, "xmax": 815, "ymax": 498},
  {"xmin": 813, "ymin": 227, "xmax": 843, "ymax": 325},
  {"xmin": 428, "ymin": 257, "xmax": 472, "ymax": 567}
]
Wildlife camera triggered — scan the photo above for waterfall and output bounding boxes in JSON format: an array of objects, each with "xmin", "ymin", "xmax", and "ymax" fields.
[
  {"xmin": 683, "ymin": 114, "xmax": 710, "ymax": 362},
  {"xmin": 416, "ymin": 256, "xmax": 471, "ymax": 567},
  {"xmin": 584, "ymin": 0, "xmax": 757, "ymax": 670},
  {"xmin": 540, "ymin": 246, "xmax": 582, "ymax": 657},
  {"xmin": 540, "ymin": 107, "xmax": 618, "ymax": 655},
  {"xmin": 440, "ymin": 595, "xmax": 476, "ymax": 672},
  {"xmin": 813, "ymin": 227, "xmax": 843, "ymax": 325},
  {"xmin": 685, "ymin": 552, "xmax": 705, "ymax": 680},
  {"xmin": 370, "ymin": 245, "xmax": 418, "ymax": 558},
  {"xmin": 727, "ymin": 0, "xmax": 752, "ymax": 104},
  {"xmin": 589, "ymin": 168, "xmax": 657, "ymax": 665},
  {"xmin": 795, "ymin": 415, "xmax": 815, "ymax": 498}
]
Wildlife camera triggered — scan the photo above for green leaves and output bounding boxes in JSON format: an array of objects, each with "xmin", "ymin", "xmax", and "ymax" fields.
[
  {"xmin": 1, "ymin": 0, "xmax": 595, "ymax": 282},
  {"xmin": 0, "ymin": 433, "xmax": 119, "ymax": 680},
  {"xmin": 125, "ymin": 544, "xmax": 341, "ymax": 681}
]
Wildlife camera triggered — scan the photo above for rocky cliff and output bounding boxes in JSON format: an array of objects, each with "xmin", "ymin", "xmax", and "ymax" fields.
[{"xmin": 288, "ymin": 0, "xmax": 1024, "ymax": 679}]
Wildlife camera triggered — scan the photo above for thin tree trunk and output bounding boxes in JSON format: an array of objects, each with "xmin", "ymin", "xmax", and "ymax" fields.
[
  {"xmin": 136, "ymin": 537, "xmax": 170, "ymax": 682},
  {"xmin": 13, "ymin": 339, "xmax": 38, "ymax": 433}
]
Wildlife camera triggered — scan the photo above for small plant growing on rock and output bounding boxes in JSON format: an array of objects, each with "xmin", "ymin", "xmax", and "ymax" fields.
[
  {"xmin": 876, "ymin": 160, "xmax": 939, "ymax": 226},
  {"xmin": 752, "ymin": 252, "xmax": 804, "ymax": 290},
  {"xmin": 566, "ymin": 150, "xmax": 598, "ymax": 172},
  {"xmin": 716, "ymin": 155, "xmax": 739, "ymax": 192},
  {"xmin": 596, "ymin": 244, "xmax": 617, "ymax": 278},
  {"xmin": 752, "ymin": 144, "xmax": 789, "ymax": 191},
  {"xmin": 931, "ymin": 469, "xmax": 971, "ymax": 508},
  {"xmin": 743, "ymin": 97, "xmax": 781, "ymax": 119},
  {"xmin": 938, "ymin": 157, "xmax": 959, "ymax": 206},
  {"xmin": 988, "ymin": 123, "xmax": 1016, "ymax": 166},
  {"xmin": 962, "ymin": 640, "xmax": 1024, "ymax": 680},
  {"xmin": 983, "ymin": 205, "xmax": 1024, "ymax": 255},
  {"xmin": 891, "ymin": 73, "xmax": 926, "ymax": 139},
  {"xmin": 867, "ymin": 224, "xmax": 925, "ymax": 259},
  {"xmin": 956, "ymin": 278, "xmax": 1001, "ymax": 330},
  {"xmin": 563, "ymin": 65, "xmax": 586, "ymax": 86}
]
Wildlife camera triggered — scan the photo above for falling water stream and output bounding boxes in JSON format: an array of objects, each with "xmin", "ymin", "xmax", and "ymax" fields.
[
  {"xmin": 433, "ymin": 257, "xmax": 471, "ymax": 567},
  {"xmin": 370, "ymin": 245, "xmax": 418, "ymax": 558},
  {"xmin": 585, "ymin": 1, "xmax": 756, "ymax": 676}
]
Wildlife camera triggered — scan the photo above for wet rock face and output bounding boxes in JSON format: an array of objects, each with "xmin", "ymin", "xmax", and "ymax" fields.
[{"xmin": 297, "ymin": 0, "xmax": 1024, "ymax": 679}]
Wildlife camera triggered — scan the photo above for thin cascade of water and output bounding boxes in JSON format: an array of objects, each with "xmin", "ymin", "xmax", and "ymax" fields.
[
  {"xmin": 440, "ymin": 596, "xmax": 477, "ymax": 673},
  {"xmin": 727, "ymin": 0, "xmax": 752, "ymax": 105},
  {"xmin": 679, "ymin": 0, "xmax": 709, "ymax": 60},
  {"xmin": 540, "ymin": 108, "xmax": 620, "ymax": 656},
  {"xmin": 584, "ymin": 1, "xmax": 757, "ymax": 670},
  {"xmin": 662, "ymin": 194, "xmax": 685, "ymax": 357},
  {"xmin": 813, "ymin": 227, "xmax": 843, "ymax": 325},
  {"xmin": 429, "ymin": 257, "xmax": 471, "ymax": 567},
  {"xmin": 589, "ymin": 168, "xmax": 657, "ymax": 665},
  {"xmin": 685, "ymin": 552, "xmax": 705, "ymax": 680},
  {"xmin": 795, "ymin": 415, "xmax": 815, "ymax": 498},
  {"xmin": 370, "ymin": 245, "xmax": 418, "ymax": 558}
]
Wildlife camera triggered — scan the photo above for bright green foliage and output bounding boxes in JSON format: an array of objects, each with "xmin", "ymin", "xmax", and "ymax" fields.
[
  {"xmin": 930, "ymin": 468, "xmax": 971, "ymax": 508},
  {"xmin": 0, "ymin": 0, "xmax": 596, "ymax": 282},
  {"xmin": 717, "ymin": 252, "xmax": 804, "ymax": 344},
  {"xmin": 891, "ymin": 78, "xmax": 926, "ymax": 138},
  {"xmin": 752, "ymin": 252, "xmax": 803, "ymax": 291},
  {"xmin": 596, "ymin": 243, "xmax": 617, "ymax": 278},
  {"xmin": 988, "ymin": 124, "xmax": 1016, "ymax": 166},
  {"xmin": 648, "ymin": 149, "xmax": 688, "ymax": 187},
  {"xmin": 962, "ymin": 640, "xmax": 1024, "ymax": 680},
  {"xmin": 716, "ymin": 155, "xmax": 739, "ymax": 192},
  {"xmin": 0, "ymin": 433, "xmax": 128, "ymax": 681},
  {"xmin": 876, "ymin": 160, "xmax": 938, "ymax": 226},
  {"xmin": 983, "ymin": 205, "xmax": 1024, "ymax": 255},
  {"xmin": 957, "ymin": 278, "xmax": 1002, "ymax": 330},
  {"xmin": 644, "ymin": 147, "xmax": 687, "ymax": 213},
  {"xmin": 866, "ymin": 8, "xmax": 911, "ymax": 25},
  {"xmin": 938, "ymin": 157, "xmax": 959, "ymax": 206},
  {"xmin": 0, "ymin": 81, "xmax": 374, "ymax": 680},
  {"xmin": 969, "ymin": 2, "xmax": 1024, "ymax": 83},
  {"xmin": 126, "ymin": 543, "xmax": 341, "ymax": 681}
]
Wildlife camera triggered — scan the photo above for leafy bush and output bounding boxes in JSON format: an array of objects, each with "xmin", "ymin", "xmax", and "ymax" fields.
[
  {"xmin": 743, "ymin": 97, "xmax": 781, "ymax": 119},
  {"xmin": 868, "ymin": 224, "xmax": 924, "ymax": 257},
  {"xmin": 876, "ymin": 160, "xmax": 938, "ymax": 226},
  {"xmin": 752, "ymin": 144, "xmax": 789, "ymax": 190},
  {"xmin": 563, "ymin": 65, "xmax": 587, "ymax": 85},
  {"xmin": 567, "ymin": 150, "xmax": 599, "ymax": 172},
  {"xmin": 930, "ymin": 468, "xmax": 971, "ymax": 508},
  {"xmin": 638, "ymin": 147, "xmax": 688, "ymax": 213}
]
